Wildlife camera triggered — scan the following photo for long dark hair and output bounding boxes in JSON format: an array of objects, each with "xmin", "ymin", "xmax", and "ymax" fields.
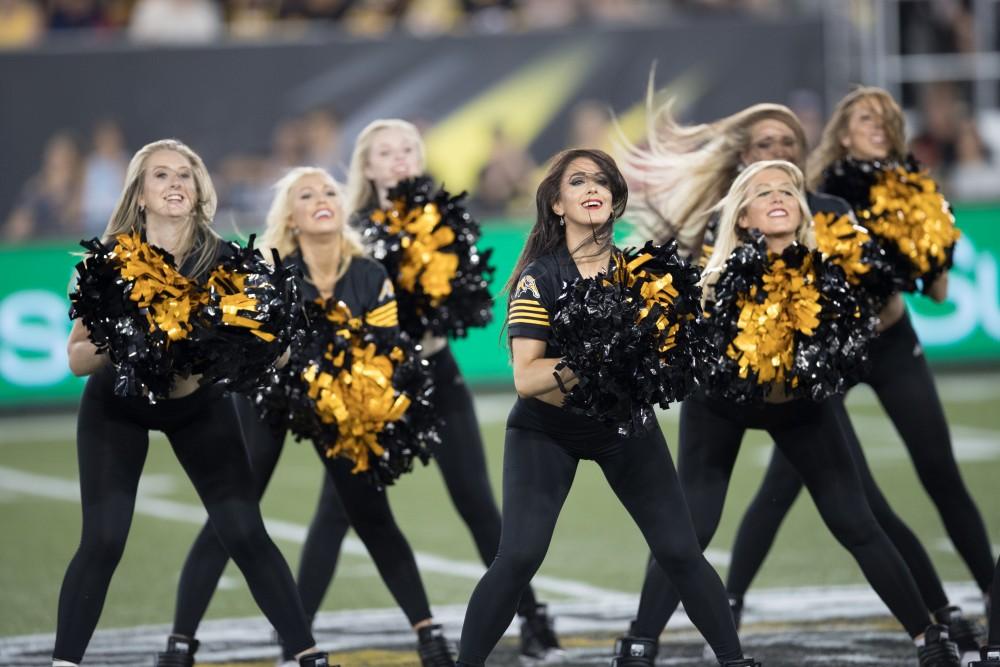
[{"xmin": 503, "ymin": 148, "xmax": 628, "ymax": 334}]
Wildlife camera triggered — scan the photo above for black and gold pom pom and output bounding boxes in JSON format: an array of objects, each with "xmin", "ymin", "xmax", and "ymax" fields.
[
  {"xmin": 69, "ymin": 232, "xmax": 199, "ymax": 399},
  {"xmin": 184, "ymin": 235, "xmax": 299, "ymax": 391},
  {"xmin": 358, "ymin": 176, "xmax": 495, "ymax": 339},
  {"xmin": 550, "ymin": 241, "xmax": 706, "ymax": 436},
  {"xmin": 820, "ymin": 156, "xmax": 959, "ymax": 295},
  {"xmin": 702, "ymin": 233, "xmax": 873, "ymax": 403},
  {"xmin": 259, "ymin": 298, "xmax": 437, "ymax": 488}
]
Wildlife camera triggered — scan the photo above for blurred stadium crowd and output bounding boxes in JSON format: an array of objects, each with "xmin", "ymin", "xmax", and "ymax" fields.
[{"xmin": 2, "ymin": 0, "xmax": 1000, "ymax": 243}]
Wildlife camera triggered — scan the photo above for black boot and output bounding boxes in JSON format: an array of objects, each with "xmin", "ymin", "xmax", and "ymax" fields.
[
  {"xmin": 298, "ymin": 652, "xmax": 335, "ymax": 667},
  {"xmin": 917, "ymin": 624, "xmax": 961, "ymax": 666},
  {"xmin": 520, "ymin": 604, "xmax": 565, "ymax": 661},
  {"xmin": 153, "ymin": 634, "xmax": 199, "ymax": 667},
  {"xmin": 934, "ymin": 606, "xmax": 983, "ymax": 663},
  {"xmin": 611, "ymin": 635, "xmax": 657, "ymax": 667},
  {"xmin": 417, "ymin": 624, "xmax": 455, "ymax": 667},
  {"xmin": 968, "ymin": 645, "xmax": 1000, "ymax": 666},
  {"xmin": 719, "ymin": 660, "xmax": 761, "ymax": 667}
]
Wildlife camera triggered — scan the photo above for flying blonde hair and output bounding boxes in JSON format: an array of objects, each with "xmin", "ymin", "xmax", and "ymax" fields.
[
  {"xmin": 260, "ymin": 167, "xmax": 364, "ymax": 281},
  {"xmin": 700, "ymin": 160, "xmax": 815, "ymax": 298},
  {"xmin": 102, "ymin": 138, "xmax": 220, "ymax": 278},
  {"xmin": 345, "ymin": 119, "xmax": 425, "ymax": 217},
  {"xmin": 806, "ymin": 86, "xmax": 906, "ymax": 189},
  {"xmin": 616, "ymin": 75, "xmax": 807, "ymax": 258}
]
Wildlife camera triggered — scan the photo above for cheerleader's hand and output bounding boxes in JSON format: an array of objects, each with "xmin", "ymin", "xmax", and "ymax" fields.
[{"xmin": 927, "ymin": 272, "xmax": 949, "ymax": 304}]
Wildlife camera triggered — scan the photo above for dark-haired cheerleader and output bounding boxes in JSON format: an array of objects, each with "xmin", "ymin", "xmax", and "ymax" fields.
[
  {"xmin": 55, "ymin": 141, "xmax": 330, "ymax": 667},
  {"xmin": 456, "ymin": 148, "xmax": 759, "ymax": 667},
  {"xmin": 624, "ymin": 160, "xmax": 960, "ymax": 667},
  {"xmin": 724, "ymin": 87, "xmax": 988, "ymax": 663},
  {"xmin": 161, "ymin": 167, "xmax": 453, "ymax": 667}
]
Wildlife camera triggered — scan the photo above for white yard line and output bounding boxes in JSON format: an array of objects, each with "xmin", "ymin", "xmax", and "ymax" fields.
[{"xmin": 0, "ymin": 465, "xmax": 624, "ymax": 601}]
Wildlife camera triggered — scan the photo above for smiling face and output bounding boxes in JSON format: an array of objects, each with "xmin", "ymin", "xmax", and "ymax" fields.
[
  {"xmin": 138, "ymin": 149, "xmax": 197, "ymax": 221},
  {"xmin": 363, "ymin": 126, "xmax": 424, "ymax": 192},
  {"xmin": 288, "ymin": 172, "xmax": 343, "ymax": 238},
  {"xmin": 550, "ymin": 157, "xmax": 614, "ymax": 229},
  {"xmin": 741, "ymin": 118, "xmax": 803, "ymax": 167},
  {"xmin": 840, "ymin": 97, "xmax": 890, "ymax": 161},
  {"xmin": 737, "ymin": 166, "xmax": 802, "ymax": 248}
]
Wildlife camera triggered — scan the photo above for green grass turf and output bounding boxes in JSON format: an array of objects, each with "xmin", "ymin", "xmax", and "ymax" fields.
[{"xmin": 0, "ymin": 378, "xmax": 998, "ymax": 637}]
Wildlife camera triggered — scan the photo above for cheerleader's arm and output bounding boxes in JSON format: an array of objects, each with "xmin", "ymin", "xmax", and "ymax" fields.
[
  {"xmin": 511, "ymin": 337, "xmax": 576, "ymax": 398},
  {"xmin": 67, "ymin": 319, "xmax": 107, "ymax": 377}
]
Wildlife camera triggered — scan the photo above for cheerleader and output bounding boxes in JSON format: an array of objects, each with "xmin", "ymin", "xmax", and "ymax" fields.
[
  {"xmin": 725, "ymin": 87, "xmax": 990, "ymax": 659},
  {"xmin": 55, "ymin": 141, "xmax": 329, "ymax": 667},
  {"xmin": 621, "ymin": 160, "xmax": 961, "ymax": 667},
  {"xmin": 160, "ymin": 167, "xmax": 454, "ymax": 667},
  {"xmin": 281, "ymin": 119, "xmax": 564, "ymax": 661},
  {"xmin": 455, "ymin": 148, "xmax": 759, "ymax": 667}
]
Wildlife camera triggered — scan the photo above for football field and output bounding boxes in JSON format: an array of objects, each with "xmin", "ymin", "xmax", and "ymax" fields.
[{"xmin": 1, "ymin": 372, "xmax": 998, "ymax": 665}]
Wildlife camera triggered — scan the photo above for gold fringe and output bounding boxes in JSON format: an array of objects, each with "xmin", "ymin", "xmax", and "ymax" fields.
[
  {"xmin": 114, "ymin": 232, "xmax": 202, "ymax": 342},
  {"xmin": 812, "ymin": 212, "xmax": 872, "ymax": 285},
  {"xmin": 727, "ymin": 253, "xmax": 822, "ymax": 386},
  {"xmin": 861, "ymin": 166, "xmax": 960, "ymax": 276}
]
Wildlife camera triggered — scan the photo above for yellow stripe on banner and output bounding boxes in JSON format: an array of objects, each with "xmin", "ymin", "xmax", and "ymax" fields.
[{"xmin": 509, "ymin": 316, "xmax": 550, "ymax": 327}]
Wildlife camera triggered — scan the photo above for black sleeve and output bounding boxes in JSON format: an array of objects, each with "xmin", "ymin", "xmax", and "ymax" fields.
[
  {"xmin": 507, "ymin": 260, "xmax": 555, "ymax": 342},
  {"xmin": 807, "ymin": 191, "xmax": 853, "ymax": 217},
  {"xmin": 358, "ymin": 259, "xmax": 399, "ymax": 331}
]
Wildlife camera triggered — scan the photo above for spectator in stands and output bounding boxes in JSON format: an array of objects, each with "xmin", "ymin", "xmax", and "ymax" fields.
[
  {"xmin": 567, "ymin": 99, "xmax": 612, "ymax": 152},
  {"xmin": 0, "ymin": 0, "xmax": 44, "ymax": 47},
  {"xmin": 81, "ymin": 120, "xmax": 128, "ymax": 237},
  {"xmin": 279, "ymin": 0, "xmax": 356, "ymax": 21},
  {"xmin": 468, "ymin": 123, "xmax": 536, "ymax": 218},
  {"xmin": 47, "ymin": 0, "xmax": 106, "ymax": 30},
  {"xmin": 302, "ymin": 107, "xmax": 344, "ymax": 177},
  {"xmin": 949, "ymin": 117, "xmax": 1000, "ymax": 201},
  {"xmin": 4, "ymin": 131, "xmax": 82, "ymax": 242},
  {"xmin": 129, "ymin": 0, "xmax": 223, "ymax": 43},
  {"xmin": 226, "ymin": 0, "xmax": 280, "ymax": 39},
  {"xmin": 911, "ymin": 81, "xmax": 964, "ymax": 175}
]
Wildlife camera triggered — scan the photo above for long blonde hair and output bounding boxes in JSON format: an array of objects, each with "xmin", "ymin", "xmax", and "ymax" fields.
[
  {"xmin": 345, "ymin": 119, "xmax": 425, "ymax": 217},
  {"xmin": 806, "ymin": 86, "xmax": 906, "ymax": 189},
  {"xmin": 103, "ymin": 138, "xmax": 220, "ymax": 278},
  {"xmin": 700, "ymin": 160, "xmax": 815, "ymax": 296},
  {"xmin": 260, "ymin": 166, "xmax": 364, "ymax": 281},
  {"xmin": 617, "ymin": 79, "xmax": 806, "ymax": 257}
]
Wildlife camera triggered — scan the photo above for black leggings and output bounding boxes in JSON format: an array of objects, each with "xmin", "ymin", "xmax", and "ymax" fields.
[
  {"xmin": 632, "ymin": 394, "xmax": 931, "ymax": 640},
  {"xmin": 726, "ymin": 395, "xmax": 949, "ymax": 612},
  {"xmin": 170, "ymin": 395, "xmax": 432, "ymax": 642},
  {"xmin": 458, "ymin": 398, "xmax": 743, "ymax": 666},
  {"xmin": 294, "ymin": 345, "xmax": 539, "ymax": 621},
  {"xmin": 726, "ymin": 312, "xmax": 994, "ymax": 602},
  {"xmin": 54, "ymin": 370, "xmax": 313, "ymax": 664}
]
